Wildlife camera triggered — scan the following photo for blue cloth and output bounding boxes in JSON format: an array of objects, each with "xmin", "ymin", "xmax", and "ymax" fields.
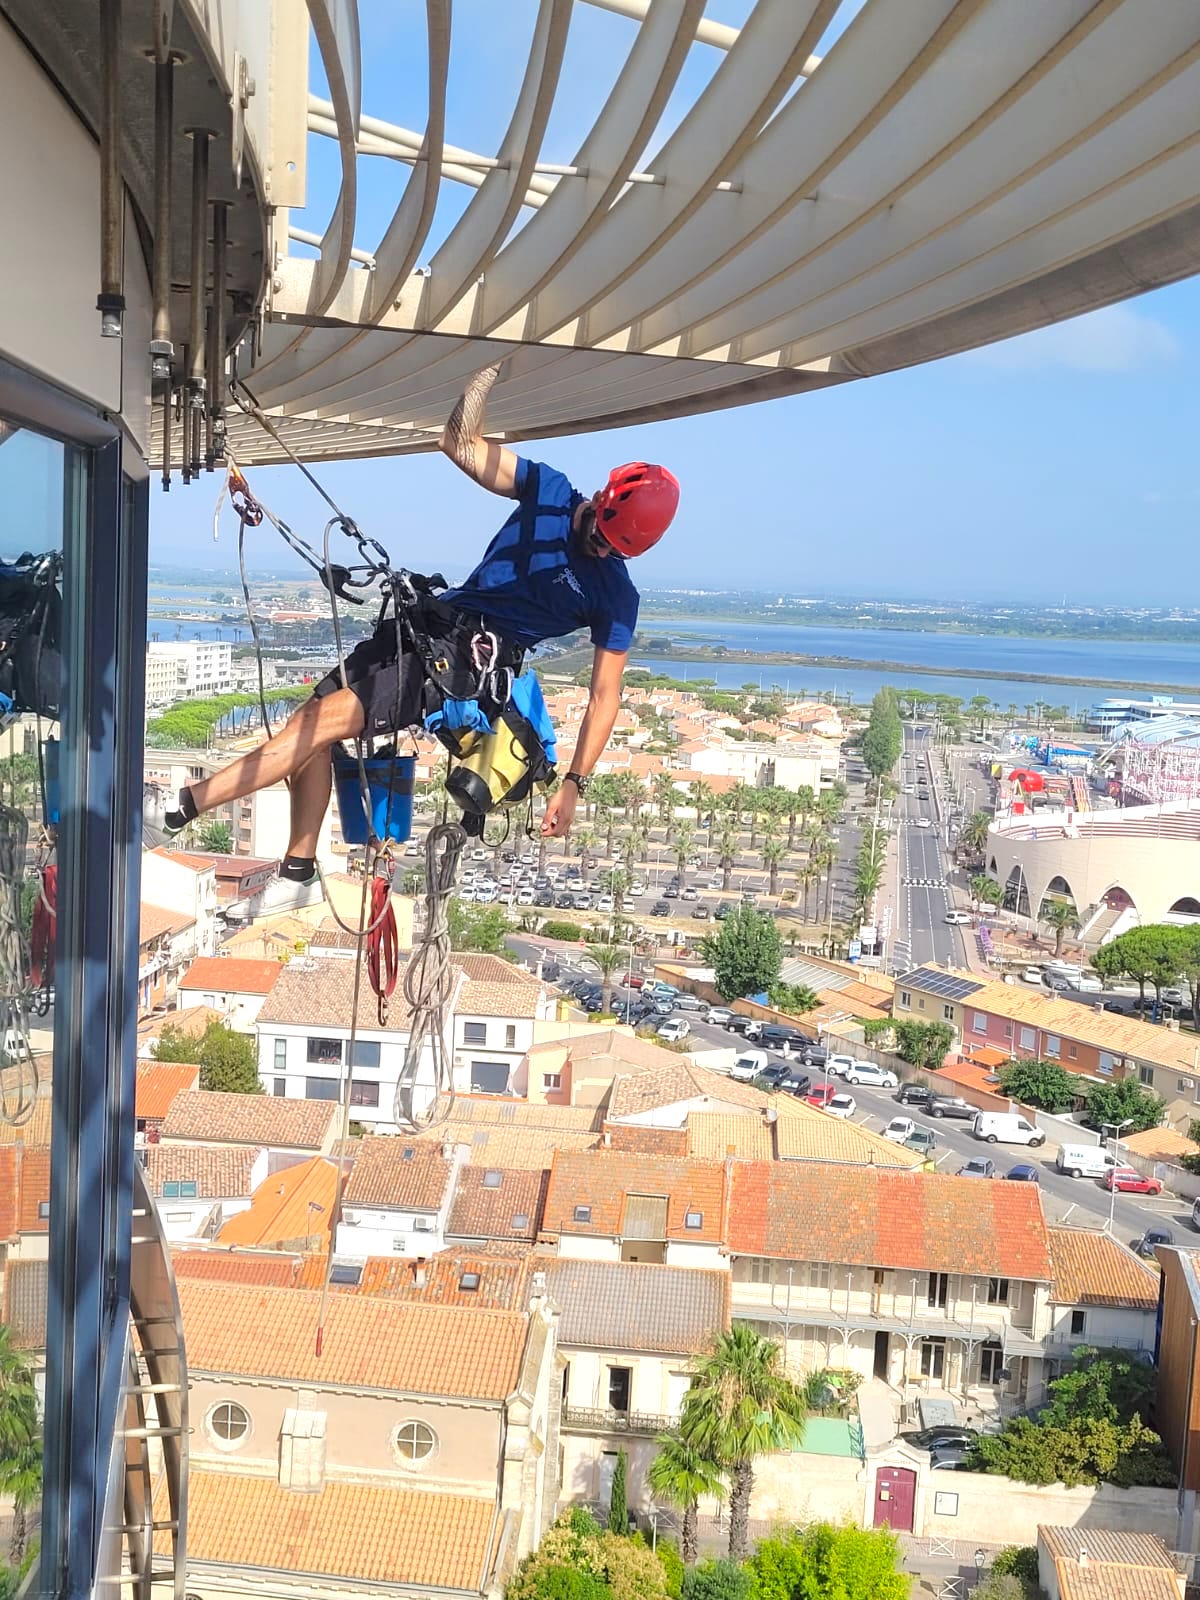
[
  {"xmin": 509, "ymin": 671, "xmax": 558, "ymax": 767},
  {"xmin": 424, "ymin": 697, "xmax": 493, "ymax": 740},
  {"xmin": 441, "ymin": 456, "xmax": 640, "ymax": 653}
]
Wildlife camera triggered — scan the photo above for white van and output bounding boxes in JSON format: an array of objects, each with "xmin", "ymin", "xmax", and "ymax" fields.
[
  {"xmin": 1057, "ymin": 1143, "xmax": 1119, "ymax": 1179},
  {"xmin": 730, "ymin": 1050, "xmax": 769, "ymax": 1082},
  {"xmin": 973, "ymin": 1111, "xmax": 1046, "ymax": 1147}
]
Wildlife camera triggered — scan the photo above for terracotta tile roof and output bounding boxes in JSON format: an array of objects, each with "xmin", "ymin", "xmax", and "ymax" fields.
[
  {"xmin": 172, "ymin": 1249, "xmax": 304, "ymax": 1288},
  {"xmin": 605, "ymin": 1125, "xmax": 690, "ymax": 1157},
  {"xmin": 139, "ymin": 1007, "xmax": 224, "ymax": 1057},
  {"xmin": 1047, "ymin": 1227, "xmax": 1159, "ymax": 1309},
  {"xmin": 146, "ymin": 1143, "xmax": 261, "ymax": 1199},
  {"xmin": 448, "ymin": 1168, "xmax": 548, "ymax": 1241},
  {"xmin": 727, "ymin": 1162, "xmax": 1053, "ymax": 1280},
  {"xmin": 178, "ymin": 1279, "xmax": 527, "ymax": 1398},
  {"xmin": 530, "ymin": 1028, "xmax": 689, "ymax": 1075},
  {"xmin": 217, "ymin": 1157, "xmax": 339, "ymax": 1249},
  {"xmin": 543, "ymin": 1151, "xmax": 728, "ymax": 1244},
  {"xmin": 176, "ymin": 1470, "xmax": 500, "ymax": 1593},
  {"xmin": 962, "ymin": 978, "xmax": 1200, "ymax": 1074},
  {"xmin": 415, "ymin": 1095, "xmax": 603, "ymax": 1133},
  {"xmin": 162, "ymin": 1090, "xmax": 338, "ymax": 1150},
  {"xmin": 257, "ymin": 953, "xmax": 414, "ymax": 1032},
  {"xmin": 135, "ymin": 1062, "xmax": 199, "ymax": 1121},
  {"xmin": 179, "ymin": 957, "xmax": 284, "ymax": 996},
  {"xmin": 459, "ymin": 978, "xmax": 543, "ymax": 1018},
  {"xmin": 153, "ymin": 849, "xmax": 216, "ymax": 873},
  {"xmin": 1122, "ymin": 1125, "xmax": 1197, "ymax": 1162},
  {"xmin": 0, "ymin": 1095, "xmax": 52, "ymax": 1148},
  {"xmin": 296, "ymin": 1247, "xmax": 539, "ymax": 1310},
  {"xmin": 547, "ymin": 1259, "xmax": 729, "ymax": 1354},
  {"xmin": 607, "ymin": 1057, "xmax": 773, "ymax": 1119},
  {"xmin": 0, "ymin": 1147, "xmax": 19, "ymax": 1239},
  {"xmin": 1041, "ymin": 1528, "xmax": 1182, "ymax": 1600},
  {"xmin": 770, "ymin": 1100, "xmax": 924, "ymax": 1169},
  {"xmin": 687, "ymin": 1112, "xmax": 774, "ymax": 1161},
  {"xmin": 17, "ymin": 1147, "xmax": 50, "ymax": 1232},
  {"xmin": 344, "ymin": 1138, "xmax": 453, "ymax": 1210},
  {"xmin": 451, "ymin": 1127, "xmax": 600, "ymax": 1169},
  {"xmin": 139, "ymin": 902, "xmax": 194, "ymax": 945}
]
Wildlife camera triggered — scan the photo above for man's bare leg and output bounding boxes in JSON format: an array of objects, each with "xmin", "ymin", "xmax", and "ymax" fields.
[
  {"xmin": 286, "ymin": 748, "xmax": 335, "ymax": 860},
  {"xmin": 183, "ymin": 688, "xmax": 365, "ymax": 817}
]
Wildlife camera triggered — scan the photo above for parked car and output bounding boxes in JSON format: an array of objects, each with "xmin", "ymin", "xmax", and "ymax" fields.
[
  {"xmin": 596, "ymin": 895, "xmax": 615, "ymax": 913},
  {"xmin": 779, "ymin": 1070, "xmax": 812, "ymax": 1097},
  {"xmin": 882, "ymin": 1116, "xmax": 917, "ymax": 1145},
  {"xmin": 691, "ymin": 904, "xmax": 711, "ymax": 920},
  {"xmin": 673, "ymin": 994, "xmax": 705, "ymax": 1013},
  {"xmin": 1020, "ymin": 965, "xmax": 1044, "ymax": 985},
  {"xmin": 458, "ymin": 885, "xmax": 478, "ymax": 902},
  {"xmin": 928, "ymin": 1445, "xmax": 973, "ymax": 1471},
  {"xmin": 516, "ymin": 888, "xmax": 536, "ymax": 905},
  {"xmin": 826, "ymin": 1053, "xmax": 856, "ymax": 1078},
  {"xmin": 928, "ymin": 1095, "xmax": 976, "ymax": 1120},
  {"xmin": 657, "ymin": 1018, "xmax": 690, "ymax": 1043},
  {"xmin": 1056, "ymin": 1143, "xmax": 1118, "ymax": 1180},
  {"xmin": 826, "ymin": 1093, "xmax": 857, "ymax": 1119},
  {"xmin": 1006, "ymin": 1163, "xmax": 1040, "ymax": 1182},
  {"xmin": 651, "ymin": 900, "xmax": 670, "ymax": 916},
  {"xmin": 1045, "ymin": 973, "xmax": 1073, "ymax": 992},
  {"xmin": 725, "ymin": 1014, "xmax": 754, "ymax": 1035},
  {"xmin": 681, "ymin": 886, "xmax": 699, "ymax": 901},
  {"xmin": 756, "ymin": 1063, "xmax": 790, "ymax": 1088},
  {"xmin": 845, "ymin": 1060, "xmax": 899, "ymax": 1088},
  {"xmin": 475, "ymin": 885, "xmax": 498, "ymax": 904},
  {"xmin": 1105, "ymin": 1167, "xmax": 1163, "ymax": 1195},
  {"xmin": 714, "ymin": 903, "xmax": 733, "ymax": 920},
  {"xmin": 627, "ymin": 974, "xmax": 645, "ymax": 989},
  {"xmin": 572, "ymin": 893, "xmax": 593, "ymax": 911},
  {"xmin": 904, "ymin": 1127, "xmax": 937, "ymax": 1157},
  {"xmin": 896, "ymin": 1082, "xmax": 932, "ymax": 1108},
  {"xmin": 958, "ymin": 1157, "xmax": 995, "ymax": 1179},
  {"xmin": 1132, "ymin": 1226, "xmax": 1174, "ymax": 1260},
  {"xmin": 554, "ymin": 892, "xmax": 574, "ymax": 909},
  {"xmin": 944, "ymin": 910, "xmax": 972, "ymax": 925},
  {"xmin": 705, "ymin": 1007, "xmax": 733, "ymax": 1026},
  {"xmin": 730, "ymin": 1050, "xmax": 769, "ymax": 1081},
  {"xmin": 803, "ymin": 1045, "xmax": 829, "ymax": 1068},
  {"xmin": 1075, "ymin": 974, "xmax": 1103, "ymax": 994},
  {"xmin": 663, "ymin": 885, "xmax": 679, "ymax": 899},
  {"xmin": 630, "ymin": 882, "xmax": 646, "ymax": 898},
  {"xmin": 900, "ymin": 1426, "xmax": 978, "ymax": 1452},
  {"xmin": 805, "ymin": 1084, "xmax": 839, "ymax": 1110}
]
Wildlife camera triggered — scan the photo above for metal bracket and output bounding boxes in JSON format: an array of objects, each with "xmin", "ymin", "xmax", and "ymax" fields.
[{"xmin": 231, "ymin": 53, "xmax": 257, "ymax": 189}]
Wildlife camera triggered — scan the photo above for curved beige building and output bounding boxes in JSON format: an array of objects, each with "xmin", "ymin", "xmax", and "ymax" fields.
[{"xmin": 986, "ymin": 802, "xmax": 1200, "ymax": 940}]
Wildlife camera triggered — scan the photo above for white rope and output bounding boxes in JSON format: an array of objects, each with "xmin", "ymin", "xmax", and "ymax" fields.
[{"xmin": 394, "ymin": 820, "xmax": 464, "ymax": 1133}]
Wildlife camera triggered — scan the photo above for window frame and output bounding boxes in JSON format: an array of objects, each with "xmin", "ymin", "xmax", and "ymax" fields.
[
  {"xmin": 391, "ymin": 1419, "xmax": 437, "ymax": 1467},
  {"xmin": 305, "ymin": 1036, "xmax": 343, "ymax": 1066},
  {"xmin": 463, "ymin": 1021, "xmax": 487, "ymax": 1046},
  {"xmin": 206, "ymin": 1399, "xmax": 252, "ymax": 1449}
]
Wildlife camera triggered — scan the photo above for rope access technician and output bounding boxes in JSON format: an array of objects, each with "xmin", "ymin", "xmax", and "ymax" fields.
[{"xmin": 146, "ymin": 362, "xmax": 680, "ymax": 917}]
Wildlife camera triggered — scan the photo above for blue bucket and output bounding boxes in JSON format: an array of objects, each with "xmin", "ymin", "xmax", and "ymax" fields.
[
  {"xmin": 331, "ymin": 748, "xmax": 414, "ymax": 846},
  {"xmin": 44, "ymin": 736, "xmax": 59, "ymax": 826}
]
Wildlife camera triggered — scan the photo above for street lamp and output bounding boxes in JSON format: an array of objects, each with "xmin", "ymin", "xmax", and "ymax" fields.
[
  {"xmin": 1102, "ymin": 1119, "xmax": 1135, "ymax": 1233},
  {"xmin": 973, "ymin": 1549, "xmax": 986, "ymax": 1585}
]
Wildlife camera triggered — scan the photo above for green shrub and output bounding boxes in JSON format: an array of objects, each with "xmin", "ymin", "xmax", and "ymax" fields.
[
  {"xmin": 680, "ymin": 1560, "xmax": 753, "ymax": 1600},
  {"xmin": 541, "ymin": 920, "xmax": 583, "ymax": 942},
  {"xmin": 655, "ymin": 1541, "xmax": 683, "ymax": 1600},
  {"xmin": 992, "ymin": 1547, "xmax": 1039, "ymax": 1583}
]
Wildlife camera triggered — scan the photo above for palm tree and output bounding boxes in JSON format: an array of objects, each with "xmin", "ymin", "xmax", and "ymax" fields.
[
  {"xmin": 624, "ymin": 821, "xmax": 649, "ymax": 867},
  {"xmin": 1040, "ymin": 898, "xmax": 1079, "ymax": 958},
  {"xmin": 761, "ymin": 836, "xmax": 786, "ymax": 898},
  {"xmin": 647, "ymin": 1433, "xmax": 724, "ymax": 1565},
  {"xmin": 0, "ymin": 1428, "xmax": 40, "ymax": 1564},
  {"xmin": 0, "ymin": 1328, "xmax": 39, "ymax": 1564},
  {"xmin": 679, "ymin": 1325, "xmax": 809, "ymax": 1559},
  {"xmin": 716, "ymin": 821, "xmax": 739, "ymax": 893},
  {"xmin": 589, "ymin": 943, "xmax": 628, "ymax": 1015},
  {"xmin": 689, "ymin": 778, "xmax": 714, "ymax": 833},
  {"xmin": 654, "ymin": 773, "xmax": 677, "ymax": 835},
  {"xmin": 574, "ymin": 826, "xmax": 596, "ymax": 870},
  {"xmin": 619, "ymin": 772, "xmax": 647, "ymax": 824},
  {"xmin": 854, "ymin": 858, "xmax": 884, "ymax": 921},
  {"xmin": 813, "ymin": 838, "xmax": 837, "ymax": 921},
  {"xmin": 799, "ymin": 861, "xmax": 819, "ymax": 922},
  {"xmin": 609, "ymin": 867, "xmax": 629, "ymax": 915},
  {"xmin": 968, "ymin": 874, "xmax": 991, "ymax": 912},
  {"xmin": 957, "ymin": 810, "xmax": 991, "ymax": 860},
  {"xmin": 596, "ymin": 800, "xmax": 617, "ymax": 859},
  {"xmin": 674, "ymin": 821, "xmax": 694, "ymax": 889},
  {"xmin": 787, "ymin": 786, "xmax": 814, "ymax": 851}
]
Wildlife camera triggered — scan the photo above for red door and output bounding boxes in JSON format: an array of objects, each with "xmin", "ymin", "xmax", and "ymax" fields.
[{"xmin": 873, "ymin": 1466, "xmax": 916, "ymax": 1531}]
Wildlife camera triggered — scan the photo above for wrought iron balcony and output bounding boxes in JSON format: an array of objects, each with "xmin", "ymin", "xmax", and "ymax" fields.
[{"xmin": 561, "ymin": 1405, "xmax": 676, "ymax": 1437}]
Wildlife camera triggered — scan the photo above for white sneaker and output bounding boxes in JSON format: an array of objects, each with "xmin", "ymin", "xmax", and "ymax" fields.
[{"xmin": 226, "ymin": 873, "xmax": 324, "ymax": 923}]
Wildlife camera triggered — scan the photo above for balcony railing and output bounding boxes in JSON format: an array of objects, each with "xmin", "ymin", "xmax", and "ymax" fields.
[{"xmin": 562, "ymin": 1406, "xmax": 676, "ymax": 1437}]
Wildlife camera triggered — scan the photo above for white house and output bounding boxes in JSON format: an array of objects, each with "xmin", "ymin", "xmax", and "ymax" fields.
[
  {"xmin": 143, "ymin": 1142, "xmax": 264, "ymax": 1242},
  {"xmin": 177, "ymin": 956, "xmax": 283, "ymax": 1030},
  {"xmin": 141, "ymin": 848, "xmax": 219, "ymax": 958},
  {"xmin": 146, "ymin": 640, "xmax": 232, "ymax": 704},
  {"xmin": 451, "ymin": 954, "xmax": 554, "ymax": 1096},
  {"xmin": 1039, "ymin": 1226, "xmax": 1160, "ymax": 1399},
  {"xmin": 334, "ymin": 1136, "xmax": 465, "ymax": 1260}
]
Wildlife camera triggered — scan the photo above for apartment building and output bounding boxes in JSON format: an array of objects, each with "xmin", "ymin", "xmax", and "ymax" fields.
[
  {"xmin": 1041, "ymin": 1227, "xmax": 1158, "ymax": 1396},
  {"xmin": 143, "ymin": 1143, "xmax": 262, "ymax": 1243},
  {"xmin": 335, "ymin": 1139, "xmax": 464, "ymax": 1261},
  {"xmin": 146, "ymin": 640, "xmax": 233, "ymax": 705},
  {"xmin": 141, "ymin": 849, "xmax": 219, "ymax": 959},
  {"xmin": 176, "ymin": 1276, "xmax": 561, "ymax": 1592},
  {"xmin": 177, "ymin": 957, "xmax": 283, "ymax": 1030},
  {"xmin": 896, "ymin": 966, "xmax": 1200, "ymax": 1119},
  {"xmin": 452, "ymin": 955, "xmax": 555, "ymax": 1096}
]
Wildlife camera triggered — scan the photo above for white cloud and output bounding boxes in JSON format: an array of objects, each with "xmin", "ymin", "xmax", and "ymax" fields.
[{"xmin": 960, "ymin": 302, "xmax": 1180, "ymax": 373}]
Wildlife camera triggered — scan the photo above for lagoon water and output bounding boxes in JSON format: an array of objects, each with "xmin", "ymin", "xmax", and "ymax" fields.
[{"xmin": 632, "ymin": 618, "xmax": 1200, "ymax": 709}]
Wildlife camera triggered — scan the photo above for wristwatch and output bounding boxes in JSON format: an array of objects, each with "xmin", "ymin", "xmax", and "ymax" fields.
[{"xmin": 564, "ymin": 771, "xmax": 590, "ymax": 798}]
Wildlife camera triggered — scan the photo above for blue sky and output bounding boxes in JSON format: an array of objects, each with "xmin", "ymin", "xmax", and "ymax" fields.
[{"xmin": 149, "ymin": 2, "xmax": 1200, "ymax": 606}]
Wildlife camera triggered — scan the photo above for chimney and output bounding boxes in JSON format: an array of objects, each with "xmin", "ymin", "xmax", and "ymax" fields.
[
  {"xmin": 413, "ymin": 1259, "xmax": 427, "ymax": 1288},
  {"xmin": 1077, "ymin": 1548, "xmax": 1088, "ymax": 1569},
  {"xmin": 441, "ymin": 1142, "xmax": 454, "ymax": 1160},
  {"xmin": 530, "ymin": 1268, "xmax": 547, "ymax": 1308}
]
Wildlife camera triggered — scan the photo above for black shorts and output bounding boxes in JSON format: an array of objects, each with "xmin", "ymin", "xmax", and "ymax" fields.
[
  {"xmin": 313, "ymin": 626, "xmax": 425, "ymax": 737},
  {"xmin": 313, "ymin": 608, "xmax": 524, "ymax": 738}
]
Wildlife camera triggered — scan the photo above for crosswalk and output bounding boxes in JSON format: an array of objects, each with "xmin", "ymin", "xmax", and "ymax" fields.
[{"xmin": 903, "ymin": 877, "xmax": 946, "ymax": 889}]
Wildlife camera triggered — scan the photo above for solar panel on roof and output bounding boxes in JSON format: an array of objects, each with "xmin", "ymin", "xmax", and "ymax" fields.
[{"xmin": 899, "ymin": 967, "xmax": 983, "ymax": 1002}]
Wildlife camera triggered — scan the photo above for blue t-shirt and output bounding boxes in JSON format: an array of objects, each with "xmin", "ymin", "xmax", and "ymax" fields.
[{"xmin": 441, "ymin": 457, "xmax": 639, "ymax": 653}]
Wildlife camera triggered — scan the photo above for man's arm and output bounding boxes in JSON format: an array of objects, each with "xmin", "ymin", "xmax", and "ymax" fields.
[
  {"xmin": 439, "ymin": 362, "xmax": 520, "ymax": 497},
  {"xmin": 541, "ymin": 646, "xmax": 626, "ymax": 838}
]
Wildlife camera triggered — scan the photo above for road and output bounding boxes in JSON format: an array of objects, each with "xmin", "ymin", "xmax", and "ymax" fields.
[
  {"xmin": 511, "ymin": 935, "xmax": 1185, "ymax": 1250},
  {"xmin": 888, "ymin": 724, "xmax": 969, "ymax": 971}
]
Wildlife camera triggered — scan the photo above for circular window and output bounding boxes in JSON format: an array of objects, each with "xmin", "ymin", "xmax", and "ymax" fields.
[
  {"xmin": 391, "ymin": 1420, "xmax": 437, "ymax": 1466},
  {"xmin": 206, "ymin": 1401, "xmax": 251, "ymax": 1449}
]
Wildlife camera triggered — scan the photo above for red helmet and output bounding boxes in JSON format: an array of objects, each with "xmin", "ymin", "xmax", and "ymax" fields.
[{"xmin": 593, "ymin": 462, "xmax": 679, "ymax": 557}]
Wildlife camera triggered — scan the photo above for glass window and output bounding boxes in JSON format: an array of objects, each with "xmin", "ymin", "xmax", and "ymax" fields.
[
  {"xmin": 208, "ymin": 1401, "xmax": 251, "ymax": 1447},
  {"xmin": 987, "ymin": 1277, "xmax": 1009, "ymax": 1305},
  {"xmin": 944, "ymin": 1005, "xmax": 955, "ymax": 1022},
  {"xmin": 392, "ymin": 1420, "xmax": 437, "ymax": 1464},
  {"xmin": 1098, "ymin": 1053, "xmax": 1117, "ymax": 1077},
  {"xmin": 330, "ymin": 1263, "xmax": 362, "ymax": 1287},
  {"xmin": 349, "ymin": 1080, "xmax": 379, "ymax": 1108},
  {"xmin": 1067, "ymin": 1044, "xmax": 1077, "ymax": 1060},
  {"xmin": 505, "ymin": 1024, "xmax": 516, "ymax": 1049},
  {"xmin": 459, "ymin": 1272, "xmax": 480, "ymax": 1291},
  {"xmin": 1019, "ymin": 1027, "xmax": 1035, "ymax": 1050},
  {"xmin": 511, "ymin": 1212, "xmax": 529, "ymax": 1230},
  {"xmin": 808, "ymin": 1261, "xmax": 831, "ymax": 1290},
  {"xmin": 684, "ymin": 1210, "xmax": 703, "ymax": 1230},
  {"xmin": 980, "ymin": 1344, "xmax": 1004, "ymax": 1385},
  {"xmin": 272, "ymin": 1077, "xmax": 286, "ymax": 1096},
  {"xmin": 1070, "ymin": 1309, "xmax": 1086, "ymax": 1336},
  {"xmin": 463, "ymin": 1022, "xmax": 487, "ymax": 1045},
  {"xmin": 899, "ymin": 990, "xmax": 911, "ymax": 1009},
  {"xmin": 350, "ymin": 1039, "xmax": 380, "ymax": 1069},
  {"xmin": 304, "ymin": 1077, "xmax": 340, "ymax": 1101},
  {"xmin": 306, "ymin": 1037, "xmax": 342, "ymax": 1065},
  {"xmin": 542, "ymin": 1072, "xmax": 562, "ymax": 1090},
  {"xmin": 482, "ymin": 1170, "xmax": 502, "ymax": 1189},
  {"xmin": 972, "ymin": 1011, "xmax": 986, "ymax": 1033},
  {"xmin": 273, "ymin": 1038, "xmax": 286, "ymax": 1069},
  {"xmin": 1045, "ymin": 1035, "xmax": 1060, "ymax": 1058},
  {"xmin": 573, "ymin": 1205, "xmax": 592, "ymax": 1223}
]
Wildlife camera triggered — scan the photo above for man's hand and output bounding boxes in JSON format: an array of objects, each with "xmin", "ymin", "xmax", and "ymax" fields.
[{"xmin": 541, "ymin": 783, "xmax": 577, "ymax": 838}]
